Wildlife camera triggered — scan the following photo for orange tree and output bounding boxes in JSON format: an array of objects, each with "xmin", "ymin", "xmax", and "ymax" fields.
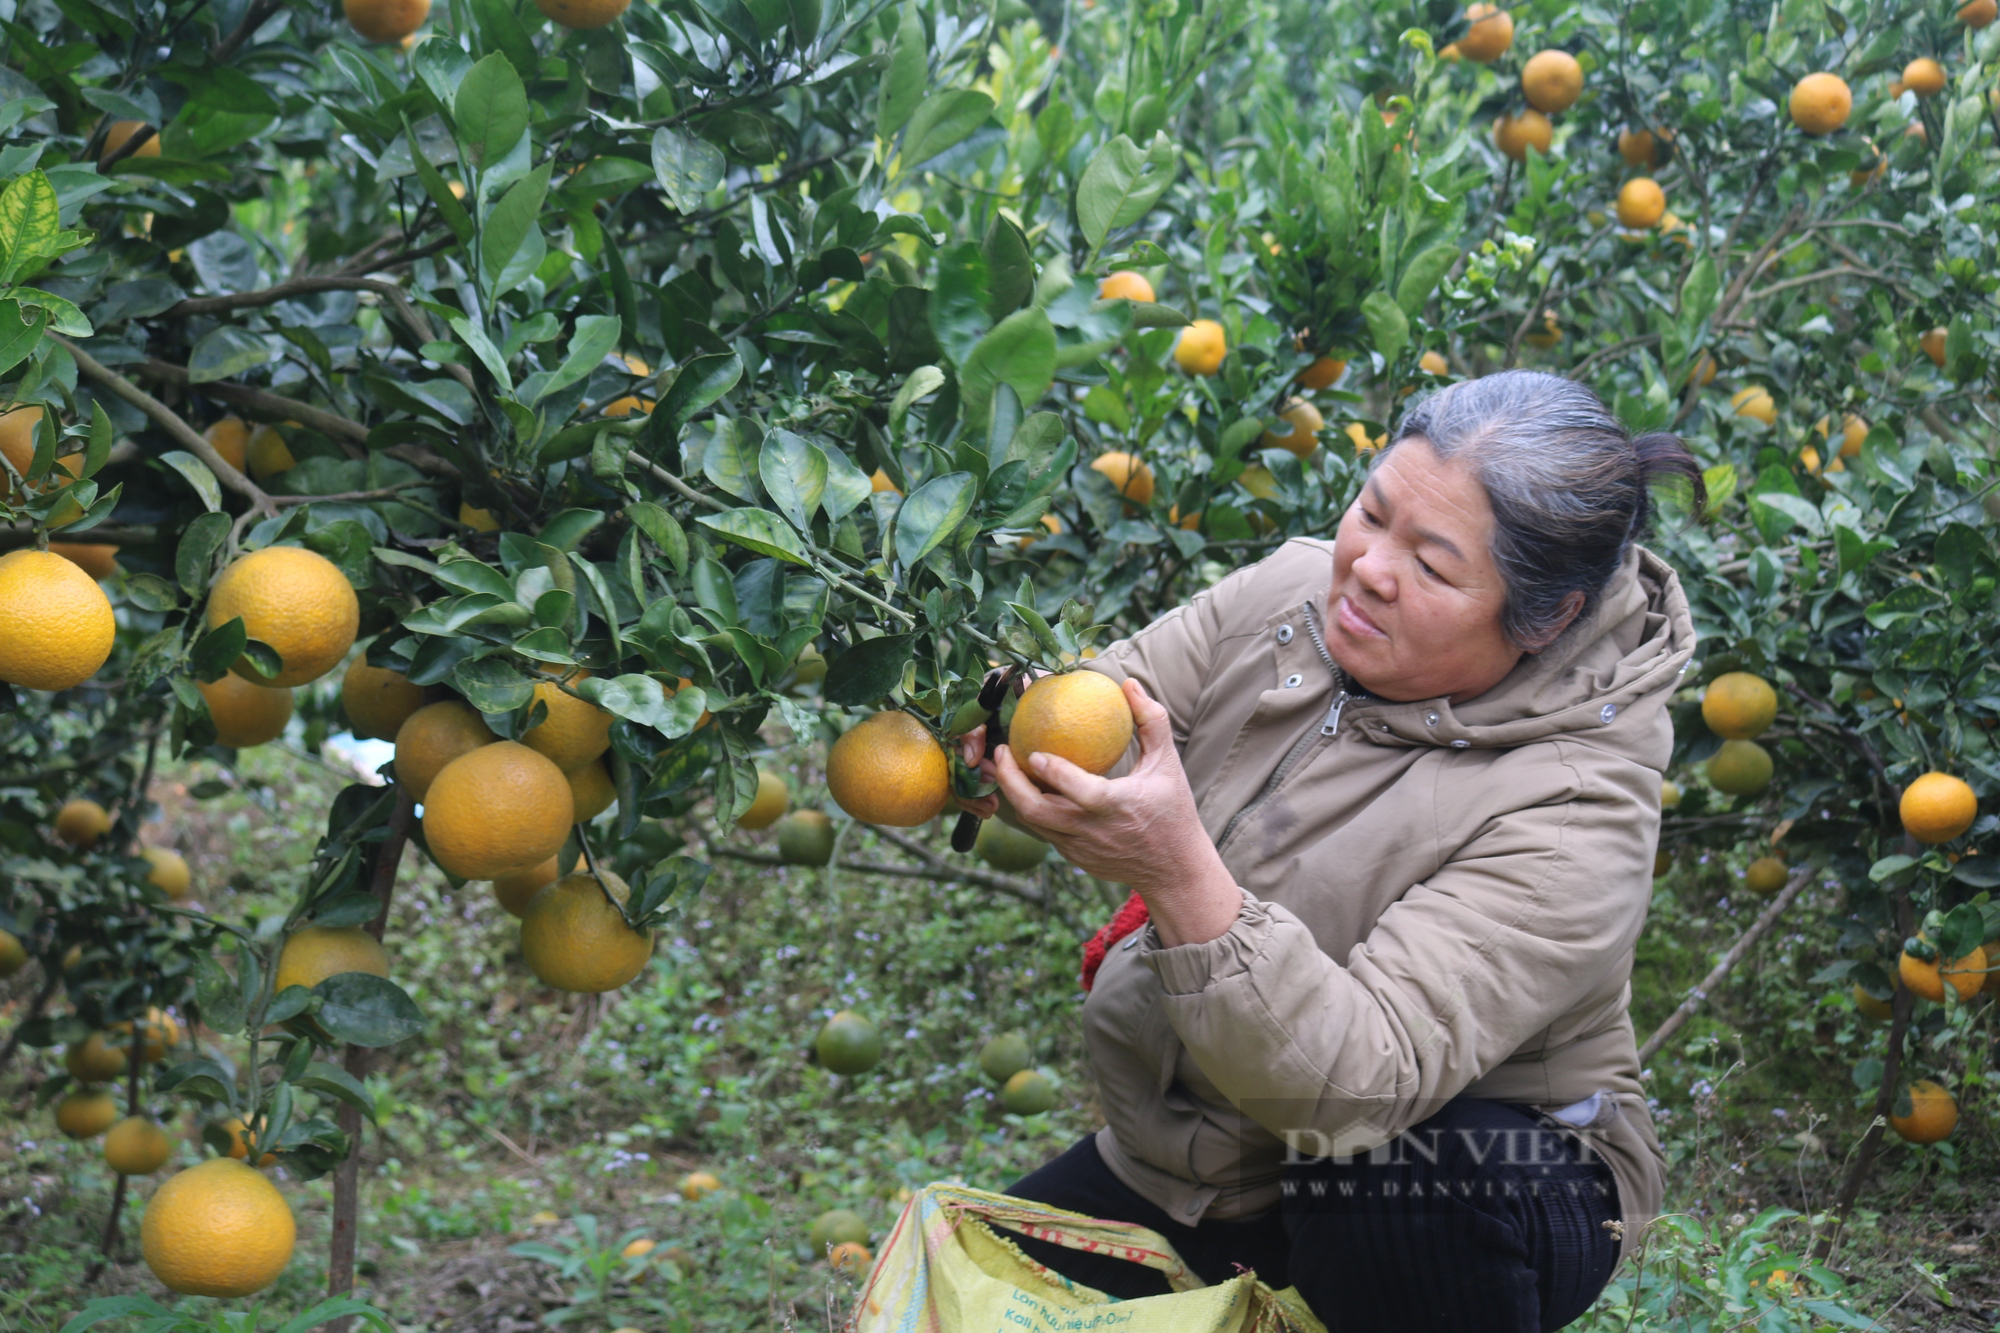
[{"xmin": 2, "ymin": 0, "xmax": 1997, "ymax": 1314}]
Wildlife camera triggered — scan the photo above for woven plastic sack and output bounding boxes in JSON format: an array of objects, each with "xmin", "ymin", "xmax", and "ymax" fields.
[{"xmin": 848, "ymin": 1182, "xmax": 1327, "ymax": 1333}]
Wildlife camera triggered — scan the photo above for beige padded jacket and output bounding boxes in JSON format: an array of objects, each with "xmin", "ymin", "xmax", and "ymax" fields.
[{"xmin": 1077, "ymin": 537, "xmax": 1692, "ymax": 1269}]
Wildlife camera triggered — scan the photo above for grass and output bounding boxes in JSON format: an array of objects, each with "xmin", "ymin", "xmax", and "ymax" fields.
[{"xmin": 0, "ymin": 742, "xmax": 1993, "ymax": 1331}]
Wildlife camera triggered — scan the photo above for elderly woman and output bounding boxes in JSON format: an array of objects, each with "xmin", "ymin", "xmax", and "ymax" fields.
[{"xmin": 958, "ymin": 371, "xmax": 1703, "ymax": 1331}]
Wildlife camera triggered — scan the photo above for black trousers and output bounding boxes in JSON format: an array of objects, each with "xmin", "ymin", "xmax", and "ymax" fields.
[{"xmin": 1003, "ymin": 1098, "xmax": 1621, "ymax": 1333}]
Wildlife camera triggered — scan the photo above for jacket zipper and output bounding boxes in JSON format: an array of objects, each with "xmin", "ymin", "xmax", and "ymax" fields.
[{"xmin": 1216, "ymin": 601, "xmax": 1349, "ymax": 853}]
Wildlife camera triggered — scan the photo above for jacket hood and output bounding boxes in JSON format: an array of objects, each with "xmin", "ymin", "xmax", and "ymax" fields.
[{"xmin": 1360, "ymin": 544, "xmax": 1696, "ymax": 755}]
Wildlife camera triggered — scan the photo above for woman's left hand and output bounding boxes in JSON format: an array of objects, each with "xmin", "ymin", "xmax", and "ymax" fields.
[{"xmin": 990, "ymin": 677, "xmax": 1244, "ymax": 948}]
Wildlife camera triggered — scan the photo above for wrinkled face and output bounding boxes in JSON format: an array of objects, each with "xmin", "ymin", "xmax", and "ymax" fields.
[{"xmin": 1327, "ymin": 437, "xmax": 1523, "ymax": 703}]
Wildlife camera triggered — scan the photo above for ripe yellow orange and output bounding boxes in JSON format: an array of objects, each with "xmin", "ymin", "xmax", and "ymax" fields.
[
  {"xmin": 142, "ymin": 848, "xmax": 192, "ymax": 901},
  {"xmin": 274, "ymin": 926, "xmax": 389, "ymax": 994},
  {"xmin": 869, "ymin": 468, "xmax": 901, "ymax": 495},
  {"xmin": 205, "ymin": 417, "xmax": 249, "ymax": 473},
  {"xmin": 1090, "ymin": 452, "xmax": 1156, "ymax": 506},
  {"xmin": 422, "ymin": 741, "xmax": 574, "ymax": 879},
  {"xmin": 1898, "ymin": 943, "xmax": 1986, "ymax": 1003},
  {"xmin": 568, "ymin": 758, "xmax": 616, "ymax": 822},
  {"xmin": 66, "ymin": 1032, "xmax": 128, "ymax": 1082},
  {"xmin": 393, "ymin": 700, "xmax": 496, "ymax": 801},
  {"xmin": 99, "ymin": 120, "xmax": 161, "ymax": 165},
  {"xmin": 737, "ymin": 770, "xmax": 790, "ymax": 830},
  {"xmin": 680, "ymin": 1170, "xmax": 722, "ymax": 1200},
  {"xmin": 1296, "ymin": 356, "xmax": 1346, "ymax": 390},
  {"xmin": 623, "ymin": 1237, "xmax": 656, "ymax": 1260},
  {"xmin": 1167, "ymin": 505, "xmax": 1201, "ymax": 531},
  {"xmin": 1789, "ymin": 73, "xmax": 1852, "ymax": 135},
  {"xmin": 459, "ymin": 501, "xmax": 500, "ymax": 532},
  {"xmin": 1492, "ymin": 110, "xmax": 1552, "ymax": 163},
  {"xmin": 534, "ymin": 0, "xmax": 629, "ymax": 26},
  {"xmin": 1618, "ymin": 127, "xmax": 1664, "ymax": 168},
  {"xmin": 207, "ymin": 546, "xmax": 359, "ymax": 688},
  {"xmin": 1417, "ymin": 350, "xmax": 1449, "ymax": 377},
  {"xmin": 1730, "ymin": 385, "xmax": 1776, "ymax": 425},
  {"xmin": 115, "ymin": 1007, "xmax": 181, "ymax": 1062},
  {"xmin": 1900, "ymin": 772, "xmax": 1977, "ymax": 843},
  {"xmin": 218, "ymin": 1117, "xmax": 279, "ymax": 1167},
  {"xmin": 1852, "ymin": 983, "xmax": 1893, "ymax": 1022},
  {"xmin": 341, "ymin": 658, "xmax": 424, "ymax": 741},
  {"xmin": 57, "ymin": 1089, "xmax": 120, "ymax": 1138},
  {"xmin": 244, "ymin": 425, "xmax": 296, "ymax": 480},
  {"xmin": 105, "ymin": 1117, "xmax": 174, "ymax": 1174},
  {"xmin": 1961, "ymin": 0, "xmax": 1997, "ymax": 25},
  {"xmin": 491, "ymin": 856, "xmax": 560, "ymax": 917},
  {"xmin": 1456, "ymin": 3, "xmax": 1513, "ymax": 62},
  {"xmin": 519, "ymin": 871, "xmax": 654, "ymax": 992},
  {"xmin": 1889, "ymin": 1080, "xmax": 1958, "ymax": 1144},
  {"xmin": 1016, "ymin": 513, "xmax": 1063, "ymax": 549},
  {"xmin": 1345, "ymin": 422, "xmax": 1387, "ymax": 453},
  {"xmin": 1522, "ymin": 50, "xmax": 1583, "ymax": 113},
  {"xmin": 1813, "ymin": 413, "xmax": 1869, "ymax": 459},
  {"xmin": 1173, "ymin": 319, "xmax": 1227, "ymax": 376},
  {"xmin": 1239, "ymin": 464, "xmax": 1279, "ymax": 500},
  {"xmin": 1799, "ymin": 445, "xmax": 1824, "ymax": 477},
  {"xmin": 1921, "ymin": 327, "xmax": 1947, "ymax": 368},
  {"xmin": 55, "ymin": 799, "xmax": 112, "ymax": 848},
  {"xmin": 1902, "ymin": 57, "xmax": 1947, "ymax": 98},
  {"xmin": 1707, "ymin": 739, "xmax": 1773, "ymax": 796},
  {"xmin": 603, "ymin": 355, "xmax": 656, "ymax": 418},
  {"xmin": 827, "ymin": 711, "xmax": 950, "ymax": 827},
  {"xmin": 523, "ymin": 675, "xmax": 613, "ymax": 772},
  {"xmin": 1260, "ymin": 400, "xmax": 1324, "ymax": 458},
  {"xmin": 0, "ymin": 549, "xmax": 116, "ymax": 691},
  {"xmin": 344, "ymin": 0, "xmax": 428, "ymax": 41},
  {"xmin": 1660, "ymin": 779, "xmax": 1682, "ymax": 809},
  {"xmin": 1098, "ymin": 271, "xmax": 1155, "ymax": 302},
  {"xmin": 141, "ymin": 1158, "xmax": 296, "ymax": 1297},
  {"xmin": 1615, "ymin": 177, "xmax": 1666, "ymax": 229},
  {"xmin": 1702, "ymin": 672, "xmax": 1778, "ymax": 739},
  {"xmin": 1007, "ymin": 670, "xmax": 1135, "ymax": 781},
  {"xmin": 50, "ymin": 542, "xmax": 119, "ymax": 580},
  {"xmin": 1687, "ymin": 353, "xmax": 1718, "ymax": 387},
  {"xmin": 198, "ymin": 672, "xmax": 295, "ymax": 749},
  {"xmin": 1743, "ymin": 856, "xmax": 1788, "ymax": 896},
  {"xmin": 0, "ymin": 405, "xmax": 83, "ymax": 511},
  {"xmin": 828, "ymin": 1241, "xmax": 873, "ymax": 1275}
]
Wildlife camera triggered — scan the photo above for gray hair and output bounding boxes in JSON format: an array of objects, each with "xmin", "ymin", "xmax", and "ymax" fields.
[{"xmin": 1386, "ymin": 370, "xmax": 1703, "ymax": 650}]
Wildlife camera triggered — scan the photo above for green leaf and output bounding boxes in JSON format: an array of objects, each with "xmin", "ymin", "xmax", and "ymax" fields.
[
  {"xmin": 651, "ymin": 125, "xmax": 725, "ymax": 213},
  {"xmin": 404, "ymin": 116, "xmax": 474, "ymax": 245},
  {"xmin": 1702, "ymin": 462, "xmax": 1737, "ymax": 512},
  {"xmin": 0, "ymin": 299, "xmax": 47, "ymax": 378},
  {"xmin": 899, "ymin": 89, "xmax": 994, "ymax": 171},
  {"xmin": 527, "ymin": 313, "xmax": 620, "ymax": 405},
  {"xmin": 698, "ymin": 507, "xmax": 813, "ymax": 565},
  {"xmin": 447, "ymin": 312, "xmax": 513, "ymax": 390},
  {"xmin": 453, "ymin": 53, "xmax": 528, "ymax": 167},
  {"xmin": 1679, "ymin": 254, "xmax": 1719, "ymax": 330},
  {"xmin": 819, "ymin": 445, "xmax": 874, "ymax": 522},
  {"xmin": 313, "ymin": 973, "xmax": 426, "ymax": 1047},
  {"xmin": 452, "ymin": 654, "xmax": 535, "ymax": 712},
  {"xmin": 189, "ymin": 616, "xmax": 248, "ymax": 682},
  {"xmin": 876, "ymin": 4, "xmax": 927, "ymax": 138},
  {"xmin": 191, "ymin": 949, "xmax": 245, "ymax": 1034},
  {"xmin": 889, "ymin": 365, "xmax": 946, "ymax": 433},
  {"xmin": 1361, "ymin": 289, "xmax": 1408, "ymax": 369},
  {"xmin": 1075, "ymin": 133, "xmax": 1177, "ymax": 250},
  {"xmin": 0, "ymin": 168, "xmax": 61, "ymax": 286},
  {"xmin": 824, "ymin": 635, "xmax": 916, "ymax": 707},
  {"xmin": 960, "ymin": 308, "xmax": 1055, "ymax": 425},
  {"xmin": 159, "ymin": 450, "xmax": 222, "ymax": 511},
  {"xmin": 656, "ymin": 351, "xmax": 741, "ymax": 438},
  {"xmin": 895, "ymin": 471, "xmax": 976, "ymax": 566},
  {"xmin": 175, "ymin": 511, "xmax": 230, "ymax": 595},
  {"xmin": 480, "ymin": 162, "xmax": 553, "ymax": 295},
  {"xmin": 1394, "ymin": 242, "xmax": 1458, "ymax": 319},
  {"xmin": 758, "ymin": 428, "xmax": 827, "ymax": 532},
  {"xmin": 187, "ymin": 325, "xmax": 268, "ymax": 382},
  {"xmin": 626, "ymin": 501, "xmax": 688, "ymax": 573},
  {"xmin": 82, "ymin": 400, "xmax": 112, "ymax": 479},
  {"xmin": 295, "ymin": 1061, "xmax": 378, "ymax": 1120},
  {"xmin": 576, "ymin": 672, "xmax": 709, "ymax": 737}
]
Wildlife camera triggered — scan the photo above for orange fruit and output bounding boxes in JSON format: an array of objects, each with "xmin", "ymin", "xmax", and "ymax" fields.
[
  {"xmin": 0, "ymin": 405, "xmax": 82, "ymax": 507},
  {"xmin": 422, "ymin": 741, "xmax": 574, "ymax": 879},
  {"xmin": 1687, "ymin": 353, "xmax": 1718, "ymax": 387},
  {"xmin": 1493, "ymin": 111, "xmax": 1553, "ymax": 161},
  {"xmin": 459, "ymin": 501, "xmax": 500, "ymax": 532},
  {"xmin": 105, "ymin": 1117, "xmax": 175, "ymax": 1174},
  {"xmin": 1701, "ymin": 672, "xmax": 1777, "ymax": 740},
  {"xmin": 207, "ymin": 546, "xmax": 359, "ymax": 688},
  {"xmin": 55, "ymin": 798, "xmax": 112, "ymax": 848},
  {"xmin": 1902, "ymin": 57, "xmax": 1947, "ymax": 99},
  {"xmin": 776, "ymin": 809, "xmax": 838, "ymax": 865},
  {"xmin": 1090, "ymin": 452, "xmax": 1156, "ymax": 506},
  {"xmin": 274, "ymin": 926, "xmax": 389, "ymax": 993},
  {"xmin": 50, "ymin": 542, "xmax": 119, "ymax": 580},
  {"xmin": 341, "ymin": 658, "xmax": 424, "ymax": 741},
  {"xmin": 523, "ymin": 675, "xmax": 614, "ymax": 772},
  {"xmin": 1522, "ymin": 50, "xmax": 1583, "ymax": 113},
  {"xmin": 1418, "ymin": 350, "xmax": 1449, "ymax": 376},
  {"xmin": 1615, "ymin": 177, "xmax": 1666, "ymax": 229},
  {"xmin": 1888, "ymin": 1080, "xmax": 1958, "ymax": 1144},
  {"xmin": 218, "ymin": 1116, "xmax": 278, "ymax": 1166},
  {"xmin": 114, "ymin": 1007, "xmax": 181, "ymax": 1062},
  {"xmin": 141, "ymin": 1158, "xmax": 295, "ymax": 1297},
  {"xmin": 603, "ymin": 355, "xmax": 656, "ymax": 418},
  {"xmin": 736, "ymin": 770, "xmax": 790, "ymax": 829},
  {"xmin": 1296, "ymin": 356, "xmax": 1346, "ymax": 390},
  {"xmin": 205, "ymin": 417, "xmax": 249, "ymax": 472},
  {"xmin": 1618, "ymin": 127, "xmax": 1663, "ymax": 168},
  {"xmin": 680, "ymin": 1170, "xmax": 722, "ymax": 1200},
  {"xmin": 344, "ymin": 0, "xmax": 428, "ymax": 41},
  {"xmin": 1961, "ymin": 0, "xmax": 1997, "ymax": 25},
  {"xmin": 0, "ymin": 549, "xmax": 116, "ymax": 691},
  {"xmin": 1172, "ymin": 319, "xmax": 1227, "ymax": 375},
  {"xmin": 245, "ymin": 425, "xmax": 296, "ymax": 480},
  {"xmin": 1898, "ymin": 944, "xmax": 1986, "ymax": 1003},
  {"xmin": 99, "ymin": 120, "xmax": 161, "ymax": 165},
  {"xmin": 142, "ymin": 848, "xmax": 192, "ymax": 900},
  {"xmin": 1523, "ymin": 311, "xmax": 1562, "ymax": 348},
  {"xmin": 567, "ymin": 758, "xmax": 617, "ymax": 822},
  {"xmin": 1730, "ymin": 386, "xmax": 1776, "ymax": 425},
  {"xmin": 1166, "ymin": 505, "xmax": 1200, "ymax": 531},
  {"xmin": 826, "ymin": 711, "xmax": 950, "ymax": 827},
  {"xmin": 1706, "ymin": 739, "xmax": 1773, "ymax": 796},
  {"xmin": 1007, "ymin": 670, "xmax": 1135, "ymax": 780},
  {"xmin": 519, "ymin": 871, "xmax": 654, "ymax": 992},
  {"xmin": 198, "ymin": 672, "xmax": 295, "ymax": 749},
  {"xmin": 57, "ymin": 1089, "xmax": 120, "ymax": 1138},
  {"xmin": 1921, "ymin": 327, "xmax": 1947, "ymax": 368},
  {"xmin": 1456, "ymin": 3, "xmax": 1513, "ymax": 62},
  {"xmin": 1799, "ymin": 445, "xmax": 1825, "ymax": 477},
  {"xmin": 1900, "ymin": 772, "xmax": 1976, "ymax": 843},
  {"xmin": 1016, "ymin": 513, "xmax": 1062, "ymax": 550},
  {"xmin": 491, "ymin": 856, "xmax": 560, "ymax": 917},
  {"xmin": 1814, "ymin": 413, "xmax": 1869, "ymax": 459},
  {"xmin": 1344, "ymin": 422, "xmax": 1387, "ymax": 452},
  {"xmin": 1259, "ymin": 400, "xmax": 1324, "ymax": 458},
  {"xmin": 828, "ymin": 1241, "xmax": 873, "ymax": 1275},
  {"xmin": 66, "ymin": 1032, "xmax": 128, "ymax": 1082},
  {"xmin": 1098, "ymin": 271, "xmax": 1155, "ymax": 302},
  {"xmin": 534, "ymin": 0, "xmax": 629, "ymax": 26},
  {"xmin": 1852, "ymin": 983, "xmax": 1892, "ymax": 1022},
  {"xmin": 869, "ymin": 469, "xmax": 901, "ymax": 495},
  {"xmin": 1743, "ymin": 856, "xmax": 1788, "ymax": 896},
  {"xmin": 393, "ymin": 700, "xmax": 496, "ymax": 801},
  {"xmin": 1789, "ymin": 73, "xmax": 1852, "ymax": 135}
]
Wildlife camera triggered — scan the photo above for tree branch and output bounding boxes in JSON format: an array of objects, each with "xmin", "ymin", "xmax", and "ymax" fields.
[
  {"xmin": 158, "ymin": 276, "xmax": 403, "ymax": 320},
  {"xmin": 1637, "ymin": 864, "xmax": 1813, "ymax": 1066},
  {"xmin": 212, "ymin": 0, "xmax": 282, "ymax": 61}
]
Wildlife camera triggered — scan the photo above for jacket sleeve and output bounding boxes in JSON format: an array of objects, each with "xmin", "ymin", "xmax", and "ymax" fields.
[{"xmin": 1137, "ymin": 746, "xmax": 1656, "ymax": 1151}]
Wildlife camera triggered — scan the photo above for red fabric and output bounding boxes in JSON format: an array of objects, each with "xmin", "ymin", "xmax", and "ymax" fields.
[{"xmin": 1079, "ymin": 891, "xmax": 1150, "ymax": 992}]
